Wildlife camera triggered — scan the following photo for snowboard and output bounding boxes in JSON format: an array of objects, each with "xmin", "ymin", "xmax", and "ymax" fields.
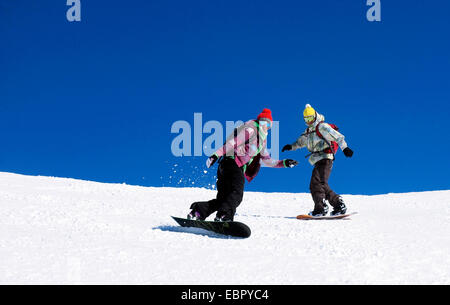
[
  {"xmin": 171, "ymin": 216, "xmax": 251, "ymax": 238},
  {"xmin": 296, "ymin": 212, "xmax": 357, "ymax": 220}
]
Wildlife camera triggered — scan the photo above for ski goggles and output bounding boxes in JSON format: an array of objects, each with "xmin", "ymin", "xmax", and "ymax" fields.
[
  {"xmin": 259, "ymin": 120, "xmax": 272, "ymax": 128},
  {"xmin": 304, "ymin": 115, "xmax": 316, "ymax": 125}
]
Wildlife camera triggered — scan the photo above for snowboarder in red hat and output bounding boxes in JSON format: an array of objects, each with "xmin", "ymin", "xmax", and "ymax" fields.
[{"xmin": 188, "ymin": 109, "xmax": 298, "ymax": 222}]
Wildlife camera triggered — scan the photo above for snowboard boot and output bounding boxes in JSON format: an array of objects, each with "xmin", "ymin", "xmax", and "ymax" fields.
[
  {"xmin": 308, "ymin": 199, "xmax": 329, "ymax": 217},
  {"xmin": 214, "ymin": 214, "xmax": 233, "ymax": 222},
  {"xmin": 187, "ymin": 210, "xmax": 204, "ymax": 221},
  {"xmin": 331, "ymin": 197, "xmax": 347, "ymax": 216}
]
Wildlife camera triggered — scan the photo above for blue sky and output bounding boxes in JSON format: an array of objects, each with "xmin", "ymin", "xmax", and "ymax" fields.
[{"xmin": 1, "ymin": 0, "xmax": 449, "ymax": 195}]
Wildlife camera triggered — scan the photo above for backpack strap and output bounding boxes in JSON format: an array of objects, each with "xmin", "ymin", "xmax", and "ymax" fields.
[
  {"xmin": 317, "ymin": 122, "xmax": 336, "ymax": 153},
  {"xmin": 242, "ymin": 121, "xmax": 264, "ymax": 173},
  {"xmin": 303, "ymin": 122, "xmax": 336, "ymax": 159}
]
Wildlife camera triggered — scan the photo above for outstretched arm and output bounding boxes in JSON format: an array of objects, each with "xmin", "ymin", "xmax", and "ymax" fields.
[
  {"xmin": 318, "ymin": 123, "xmax": 353, "ymax": 157},
  {"xmin": 292, "ymin": 133, "xmax": 308, "ymax": 150},
  {"xmin": 282, "ymin": 133, "xmax": 307, "ymax": 152},
  {"xmin": 260, "ymin": 148, "xmax": 298, "ymax": 168}
]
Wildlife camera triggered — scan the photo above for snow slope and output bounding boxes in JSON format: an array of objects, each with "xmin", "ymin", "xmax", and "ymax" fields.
[{"xmin": 0, "ymin": 172, "xmax": 449, "ymax": 284}]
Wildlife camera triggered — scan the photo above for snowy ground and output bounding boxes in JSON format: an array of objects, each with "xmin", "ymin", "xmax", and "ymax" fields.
[{"xmin": 0, "ymin": 172, "xmax": 449, "ymax": 284}]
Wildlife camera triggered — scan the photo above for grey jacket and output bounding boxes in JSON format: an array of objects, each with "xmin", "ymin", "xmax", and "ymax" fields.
[{"xmin": 291, "ymin": 113, "xmax": 348, "ymax": 165}]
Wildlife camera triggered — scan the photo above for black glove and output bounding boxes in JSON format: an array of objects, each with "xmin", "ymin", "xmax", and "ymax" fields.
[
  {"xmin": 284, "ymin": 159, "xmax": 299, "ymax": 168},
  {"xmin": 206, "ymin": 155, "xmax": 218, "ymax": 168},
  {"xmin": 343, "ymin": 147, "xmax": 353, "ymax": 158},
  {"xmin": 282, "ymin": 144, "xmax": 292, "ymax": 152}
]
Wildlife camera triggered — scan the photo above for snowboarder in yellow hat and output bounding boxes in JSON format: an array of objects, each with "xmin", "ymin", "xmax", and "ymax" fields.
[{"xmin": 282, "ymin": 104, "xmax": 354, "ymax": 216}]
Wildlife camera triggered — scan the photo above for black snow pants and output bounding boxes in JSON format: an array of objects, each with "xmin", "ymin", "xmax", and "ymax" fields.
[
  {"xmin": 190, "ymin": 157, "xmax": 245, "ymax": 221},
  {"xmin": 310, "ymin": 159, "xmax": 341, "ymax": 212}
]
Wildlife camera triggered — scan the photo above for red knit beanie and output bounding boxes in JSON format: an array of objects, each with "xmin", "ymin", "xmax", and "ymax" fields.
[{"xmin": 257, "ymin": 108, "xmax": 273, "ymax": 122}]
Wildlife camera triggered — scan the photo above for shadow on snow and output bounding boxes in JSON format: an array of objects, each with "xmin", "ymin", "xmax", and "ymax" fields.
[{"xmin": 153, "ymin": 225, "xmax": 244, "ymax": 240}]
